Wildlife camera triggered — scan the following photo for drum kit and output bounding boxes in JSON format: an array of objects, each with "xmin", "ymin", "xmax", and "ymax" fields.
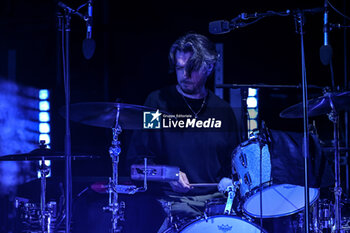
[
  {"xmin": 161, "ymin": 90, "xmax": 350, "ymax": 233},
  {"xmin": 0, "ymin": 90, "xmax": 349, "ymax": 233}
]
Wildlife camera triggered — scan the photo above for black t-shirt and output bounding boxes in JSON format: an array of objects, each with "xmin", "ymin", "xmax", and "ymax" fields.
[{"xmin": 127, "ymin": 85, "xmax": 240, "ymax": 195}]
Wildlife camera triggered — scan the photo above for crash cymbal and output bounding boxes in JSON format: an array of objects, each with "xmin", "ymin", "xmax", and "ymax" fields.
[
  {"xmin": 0, "ymin": 148, "xmax": 100, "ymax": 161},
  {"xmin": 60, "ymin": 102, "xmax": 164, "ymax": 129},
  {"xmin": 280, "ymin": 91, "xmax": 350, "ymax": 118}
]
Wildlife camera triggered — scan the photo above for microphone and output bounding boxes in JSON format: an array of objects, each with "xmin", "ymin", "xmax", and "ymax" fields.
[
  {"xmin": 57, "ymin": 1, "xmax": 84, "ymax": 19},
  {"xmin": 208, "ymin": 14, "xmax": 258, "ymax": 35},
  {"xmin": 82, "ymin": 0, "xmax": 96, "ymax": 60},
  {"xmin": 209, "ymin": 20, "xmax": 231, "ymax": 34},
  {"xmin": 320, "ymin": 0, "xmax": 333, "ymax": 66}
]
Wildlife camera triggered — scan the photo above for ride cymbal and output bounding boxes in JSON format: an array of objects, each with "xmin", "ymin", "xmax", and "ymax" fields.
[{"xmin": 280, "ymin": 91, "xmax": 350, "ymax": 118}]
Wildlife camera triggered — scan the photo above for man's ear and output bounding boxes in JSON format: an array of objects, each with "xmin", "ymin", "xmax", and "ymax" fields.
[{"xmin": 206, "ymin": 64, "xmax": 214, "ymax": 76}]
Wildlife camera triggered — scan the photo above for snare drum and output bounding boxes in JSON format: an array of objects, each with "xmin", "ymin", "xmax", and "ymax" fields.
[
  {"xmin": 205, "ymin": 198, "xmax": 233, "ymax": 216},
  {"xmin": 165, "ymin": 215, "xmax": 267, "ymax": 233},
  {"xmin": 232, "ymin": 137, "xmax": 319, "ymax": 218}
]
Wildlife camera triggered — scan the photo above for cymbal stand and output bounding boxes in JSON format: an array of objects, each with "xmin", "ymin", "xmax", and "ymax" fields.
[
  {"xmin": 103, "ymin": 107, "xmax": 148, "ymax": 233},
  {"xmin": 104, "ymin": 120, "xmax": 123, "ymax": 233},
  {"xmin": 327, "ymin": 98, "xmax": 342, "ymax": 232},
  {"xmin": 39, "ymin": 156, "xmax": 51, "ymax": 232}
]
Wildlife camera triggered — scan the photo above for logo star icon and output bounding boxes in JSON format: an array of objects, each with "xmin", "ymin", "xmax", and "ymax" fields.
[{"xmin": 150, "ymin": 109, "xmax": 161, "ymax": 122}]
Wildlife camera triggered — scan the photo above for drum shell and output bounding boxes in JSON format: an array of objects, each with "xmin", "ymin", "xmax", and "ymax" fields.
[
  {"xmin": 232, "ymin": 138, "xmax": 271, "ymax": 199},
  {"xmin": 231, "ymin": 130, "xmax": 323, "ymax": 218}
]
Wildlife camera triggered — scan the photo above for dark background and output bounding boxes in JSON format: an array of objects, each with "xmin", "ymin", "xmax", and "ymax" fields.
[
  {"xmin": 1, "ymin": 0, "xmax": 349, "ymax": 184},
  {"xmin": 0, "ymin": 0, "xmax": 349, "ymax": 232},
  {"xmin": 2, "ymin": 0, "xmax": 348, "ymax": 172}
]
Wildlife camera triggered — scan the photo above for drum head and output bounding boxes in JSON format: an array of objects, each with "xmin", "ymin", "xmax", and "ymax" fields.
[
  {"xmin": 179, "ymin": 215, "xmax": 267, "ymax": 233},
  {"xmin": 243, "ymin": 184, "xmax": 319, "ymax": 218}
]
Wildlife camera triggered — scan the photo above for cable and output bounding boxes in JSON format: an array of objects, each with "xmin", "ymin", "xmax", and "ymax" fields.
[
  {"xmin": 328, "ymin": 0, "xmax": 350, "ymax": 20},
  {"xmin": 76, "ymin": 3, "xmax": 87, "ymax": 12}
]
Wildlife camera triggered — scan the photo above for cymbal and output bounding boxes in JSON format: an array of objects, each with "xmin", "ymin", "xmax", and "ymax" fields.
[
  {"xmin": 280, "ymin": 91, "xmax": 350, "ymax": 118},
  {"xmin": 60, "ymin": 102, "xmax": 163, "ymax": 129},
  {"xmin": 0, "ymin": 148, "xmax": 100, "ymax": 161}
]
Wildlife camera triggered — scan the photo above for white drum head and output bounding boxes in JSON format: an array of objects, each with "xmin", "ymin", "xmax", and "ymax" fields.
[
  {"xmin": 180, "ymin": 215, "xmax": 266, "ymax": 233},
  {"xmin": 243, "ymin": 184, "xmax": 319, "ymax": 218}
]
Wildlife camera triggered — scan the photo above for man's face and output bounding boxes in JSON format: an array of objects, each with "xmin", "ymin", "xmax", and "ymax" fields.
[{"xmin": 175, "ymin": 51, "xmax": 208, "ymax": 95}]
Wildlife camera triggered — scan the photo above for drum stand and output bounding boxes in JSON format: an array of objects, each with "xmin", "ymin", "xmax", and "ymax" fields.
[
  {"xmin": 327, "ymin": 102, "xmax": 343, "ymax": 232},
  {"xmin": 39, "ymin": 156, "xmax": 51, "ymax": 232},
  {"xmin": 102, "ymin": 107, "xmax": 148, "ymax": 233}
]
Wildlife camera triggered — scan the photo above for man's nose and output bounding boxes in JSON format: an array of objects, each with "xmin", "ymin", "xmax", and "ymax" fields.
[{"xmin": 183, "ymin": 70, "xmax": 190, "ymax": 79}]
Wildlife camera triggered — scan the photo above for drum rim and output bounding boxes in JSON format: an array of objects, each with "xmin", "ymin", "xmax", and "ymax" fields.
[
  {"xmin": 238, "ymin": 180, "xmax": 272, "ymax": 204},
  {"xmin": 242, "ymin": 184, "xmax": 320, "ymax": 218},
  {"xmin": 177, "ymin": 215, "xmax": 268, "ymax": 232}
]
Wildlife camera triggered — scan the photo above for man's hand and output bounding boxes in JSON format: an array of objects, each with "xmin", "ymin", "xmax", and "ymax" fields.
[
  {"xmin": 217, "ymin": 177, "xmax": 233, "ymax": 193},
  {"xmin": 169, "ymin": 171, "xmax": 192, "ymax": 193}
]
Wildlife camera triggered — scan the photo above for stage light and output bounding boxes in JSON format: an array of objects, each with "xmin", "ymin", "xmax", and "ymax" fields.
[
  {"xmin": 39, "ymin": 101, "xmax": 50, "ymax": 111},
  {"xmin": 38, "ymin": 89, "xmax": 51, "ymax": 178},
  {"xmin": 248, "ymin": 88, "xmax": 257, "ymax": 97},
  {"xmin": 39, "ymin": 123, "xmax": 50, "ymax": 134},
  {"xmin": 39, "ymin": 160, "xmax": 51, "ymax": 166},
  {"xmin": 246, "ymin": 88, "xmax": 259, "ymax": 137},
  {"xmin": 39, "ymin": 89, "xmax": 49, "ymax": 100},
  {"xmin": 39, "ymin": 112, "xmax": 50, "ymax": 122},
  {"xmin": 248, "ymin": 119, "xmax": 258, "ymax": 130},
  {"xmin": 247, "ymin": 97, "xmax": 258, "ymax": 108},
  {"xmin": 248, "ymin": 108, "xmax": 258, "ymax": 119}
]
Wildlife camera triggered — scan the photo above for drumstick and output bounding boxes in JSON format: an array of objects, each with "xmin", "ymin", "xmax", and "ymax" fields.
[{"xmin": 190, "ymin": 183, "xmax": 218, "ymax": 187}]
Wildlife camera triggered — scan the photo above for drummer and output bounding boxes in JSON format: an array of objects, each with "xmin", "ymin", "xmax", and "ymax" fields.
[{"xmin": 127, "ymin": 33, "xmax": 240, "ymax": 232}]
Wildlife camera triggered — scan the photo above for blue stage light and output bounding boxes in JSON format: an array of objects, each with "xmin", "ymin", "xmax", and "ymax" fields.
[
  {"xmin": 39, "ymin": 112, "xmax": 50, "ymax": 122},
  {"xmin": 39, "ymin": 134, "xmax": 51, "ymax": 144},
  {"xmin": 39, "ymin": 101, "xmax": 50, "ymax": 111},
  {"xmin": 39, "ymin": 89, "xmax": 49, "ymax": 100},
  {"xmin": 39, "ymin": 123, "xmax": 50, "ymax": 133}
]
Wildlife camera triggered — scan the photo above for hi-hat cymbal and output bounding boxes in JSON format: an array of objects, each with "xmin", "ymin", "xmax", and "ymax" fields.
[
  {"xmin": 280, "ymin": 91, "xmax": 350, "ymax": 118},
  {"xmin": 60, "ymin": 102, "xmax": 164, "ymax": 129},
  {"xmin": 0, "ymin": 148, "xmax": 100, "ymax": 161}
]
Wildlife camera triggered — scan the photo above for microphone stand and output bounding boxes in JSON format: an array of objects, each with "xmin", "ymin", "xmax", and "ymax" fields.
[
  {"xmin": 62, "ymin": 10, "xmax": 72, "ymax": 233},
  {"xmin": 294, "ymin": 11, "xmax": 310, "ymax": 233},
  {"xmin": 210, "ymin": 7, "xmax": 325, "ymax": 232},
  {"xmin": 57, "ymin": 3, "xmax": 84, "ymax": 232}
]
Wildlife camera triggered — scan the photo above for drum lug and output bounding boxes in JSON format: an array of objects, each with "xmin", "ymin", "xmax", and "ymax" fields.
[
  {"xmin": 243, "ymin": 173, "xmax": 252, "ymax": 187},
  {"xmin": 242, "ymin": 213, "xmax": 253, "ymax": 223},
  {"xmin": 239, "ymin": 152, "xmax": 248, "ymax": 168}
]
